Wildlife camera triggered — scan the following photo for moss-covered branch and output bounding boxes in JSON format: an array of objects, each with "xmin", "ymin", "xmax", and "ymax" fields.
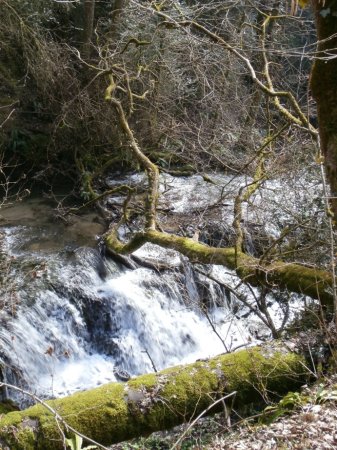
[
  {"xmin": 105, "ymin": 91, "xmax": 159, "ymax": 230},
  {"xmin": 100, "ymin": 43, "xmax": 333, "ymax": 311},
  {"xmin": 105, "ymin": 228, "xmax": 333, "ymax": 308},
  {"xmin": 233, "ymin": 149, "xmax": 268, "ymax": 254},
  {"xmin": 0, "ymin": 345, "xmax": 309, "ymax": 449},
  {"xmin": 137, "ymin": 3, "xmax": 317, "ymax": 137}
]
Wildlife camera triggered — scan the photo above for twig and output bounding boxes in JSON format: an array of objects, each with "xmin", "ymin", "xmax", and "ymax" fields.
[
  {"xmin": 201, "ymin": 304, "xmax": 229, "ymax": 353},
  {"xmin": 65, "ymin": 185, "xmax": 134, "ymax": 216},
  {"xmin": 134, "ymin": 0, "xmax": 317, "ymax": 137},
  {"xmin": 194, "ymin": 266, "xmax": 275, "ymax": 334},
  {"xmin": 142, "ymin": 348, "xmax": 158, "ymax": 372},
  {"xmin": 169, "ymin": 391, "xmax": 237, "ymax": 450},
  {"xmin": 0, "ymin": 109, "xmax": 16, "ymax": 129}
]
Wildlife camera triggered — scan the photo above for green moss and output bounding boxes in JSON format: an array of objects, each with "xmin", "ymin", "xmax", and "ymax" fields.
[
  {"xmin": 155, "ymin": 364, "xmax": 219, "ymax": 427},
  {"xmin": 128, "ymin": 373, "xmax": 157, "ymax": 390},
  {"xmin": 0, "ymin": 401, "xmax": 19, "ymax": 415},
  {"xmin": 0, "ymin": 382, "xmax": 129, "ymax": 449},
  {"xmin": 0, "ymin": 346, "xmax": 309, "ymax": 449},
  {"xmin": 105, "ymin": 228, "xmax": 333, "ymax": 308},
  {"xmin": 14, "ymin": 427, "xmax": 36, "ymax": 449}
]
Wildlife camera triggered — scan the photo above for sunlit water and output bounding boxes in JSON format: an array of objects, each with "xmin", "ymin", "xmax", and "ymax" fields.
[{"xmin": 0, "ymin": 173, "xmax": 315, "ymax": 405}]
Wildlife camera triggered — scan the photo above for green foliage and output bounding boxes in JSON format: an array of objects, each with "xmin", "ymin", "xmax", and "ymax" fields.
[
  {"xmin": 8, "ymin": 129, "xmax": 50, "ymax": 166},
  {"xmin": 65, "ymin": 433, "xmax": 97, "ymax": 450},
  {"xmin": 314, "ymin": 384, "xmax": 337, "ymax": 404},
  {"xmin": 120, "ymin": 431, "xmax": 215, "ymax": 450},
  {"xmin": 262, "ymin": 391, "xmax": 308, "ymax": 423},
  {"xmin": 122, "ymin": 437, "xmax": 169, "ymax": 450},
  {"xmin": 262, "ymin": 381, "xmax": 337, "ymax": 426},
  {"xmin": 278, "ymin": 391, "xmax": 304, "ymax": 409}
]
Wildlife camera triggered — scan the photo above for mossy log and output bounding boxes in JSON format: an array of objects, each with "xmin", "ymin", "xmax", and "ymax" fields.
[
  {"xmin": 0, "ymin": 345, "xmax": 309, "ymax": 450},
  {"xmin": 105, "ymin": 229, "xmax": 334, "ymax": 309}
]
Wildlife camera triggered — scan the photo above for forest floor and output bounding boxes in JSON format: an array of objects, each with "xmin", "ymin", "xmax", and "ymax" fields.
[{"xmin": 109, "ymin": 375, "xmax": 337, "ymax": 450}]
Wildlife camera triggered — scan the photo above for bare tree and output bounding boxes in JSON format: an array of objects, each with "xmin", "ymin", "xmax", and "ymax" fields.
[{"xmin": 91, "ymin": 1, "xmax": 332, "ymax": 310}]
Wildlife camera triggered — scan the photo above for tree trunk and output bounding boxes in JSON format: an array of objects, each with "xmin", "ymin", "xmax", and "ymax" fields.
[
  {"xmin": 110, "ymin": 0, "xmax": 125, "ymax": 39},
  {"xmin": 310, "ymin": 0, "xmax": 337, "ymax": 219},
  {"xmin": 0, "ymin": 344, "xmax": 309, "ymax": 450},
  {"xmin": 82, "ymin": 0, "xmax": 95, "ymax": 60}
]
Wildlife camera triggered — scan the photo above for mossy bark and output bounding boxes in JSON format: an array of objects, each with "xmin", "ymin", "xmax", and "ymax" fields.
[
  {"xmin": 105, "ymin": 229, "xmax": 334, "ymax": 309},
  {"xmin": 0, "ymin": 345, "xmax": 309, "ymax": 449},
  {"xmin": 311, "ymin": 0, "xmax": 337, "ymax": 219}
]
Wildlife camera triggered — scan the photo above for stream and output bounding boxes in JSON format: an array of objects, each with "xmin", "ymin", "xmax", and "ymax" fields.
[{"xmin": 0, "ymin": 172, "xmax": 320, "ymax": 407}]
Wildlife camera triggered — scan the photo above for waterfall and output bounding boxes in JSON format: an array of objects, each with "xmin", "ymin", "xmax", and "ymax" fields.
[
  {"xmin": 0, "ymin": 172, "xmax": 315, "ymax": 406},
  {"xmin": 0, "ymin": 232, "xmax": 256, "ymax": 406}
]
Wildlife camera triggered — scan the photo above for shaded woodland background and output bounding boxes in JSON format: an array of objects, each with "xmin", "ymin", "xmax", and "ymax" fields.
[{"xmin": 1, "ymin": 2, "xmax": 337, "ymax": 448}]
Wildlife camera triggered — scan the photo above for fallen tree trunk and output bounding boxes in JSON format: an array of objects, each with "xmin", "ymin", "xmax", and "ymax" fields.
[
  {"xmin": 105, "ymin": 229, "xmax": 334, "ymax": 309},
  {"xmin": 0, "ymin": 344, "xmax": 310, "ymax": 449}
]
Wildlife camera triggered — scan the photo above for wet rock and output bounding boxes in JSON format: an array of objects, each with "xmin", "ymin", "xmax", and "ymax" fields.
[
  {"xmin": 74, "ymin": 247, "xmax": 107, "ymax": 279},
  {"xmin": 114, "ymin": 367, "xmax": 131, "ymax": 382}
]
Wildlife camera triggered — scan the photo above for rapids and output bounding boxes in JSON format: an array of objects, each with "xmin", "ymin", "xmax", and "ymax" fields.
[{"xmin": 0, "ymin": 171, "xmax": 318, "ymax": 406}]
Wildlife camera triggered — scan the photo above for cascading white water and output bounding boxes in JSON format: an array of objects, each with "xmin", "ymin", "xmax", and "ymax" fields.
[
  {"xmin": 0, "ymin": 239, "xmax": 255, "ymax": 405},
  {"xmin": 0, "ymin": 171, "xmax": 318, "ymax": 405}
]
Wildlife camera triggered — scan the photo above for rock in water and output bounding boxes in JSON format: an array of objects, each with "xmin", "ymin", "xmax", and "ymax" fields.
[{"xmin": 113, "ymin": 367, "xmax": 131, "ymax": 382}]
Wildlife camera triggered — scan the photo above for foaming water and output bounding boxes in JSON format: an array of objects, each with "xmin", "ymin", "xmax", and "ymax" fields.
[
  {"xmin": 0, "ymin": 242, "xmax": 254, "ymax": 405},
  {"xmin": 0, "ymin": 177, "xmax": 311, "ymax": 405},
  {"xmin": 97, "ymin": 268, "xmax": 250, "ymax": 371}
]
